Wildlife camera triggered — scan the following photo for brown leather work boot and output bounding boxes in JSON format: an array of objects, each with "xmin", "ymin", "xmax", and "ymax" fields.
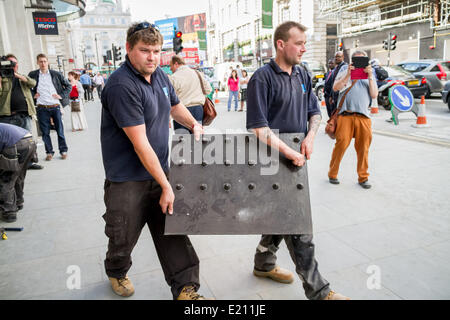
[
  {"xmin": 253, "ymin": 266, "xmax": 294, "ymax": 284},
  {"xmin": 109, "ymin": 276, "xmax": 135, "ymax": 297},
  {"xmin": 45, "ymin": 154, "xmax": 53, "ymax": 161},
  {"xmin": 177, "ymin": 286, "xmax": 213, "ymax": 300},
  {"xmin": 323, "ymin": 290, "xmax": 350, "ymax": 300}
]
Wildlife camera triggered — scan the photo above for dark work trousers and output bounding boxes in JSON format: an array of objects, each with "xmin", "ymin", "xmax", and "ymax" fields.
[
  {"xmin": 0, "ymin": 136, "xmax": 36, "ymax": 213},
  {"xmin": 36, "ymin": 106, "xmax": 68, "ymax": 156},
  {"xmin": 254, "ymin": 234, "xmax": 331, "ymax": 300},
  {"xmin": 103, "ymin": 179, "xmax": 200, "ymax": 299},
  {"xmin": 82, "ymin": 84, "xmax": 93, "ymax": 101},
  {"xmin": 96, "ymin": 85, "xmax": 103, "ymax": 100},
  {"xmin": 173, "ymin": 105, "xmax": 203, "ymax": 133}
]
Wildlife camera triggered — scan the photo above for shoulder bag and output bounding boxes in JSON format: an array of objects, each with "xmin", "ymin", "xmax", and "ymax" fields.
[
  {"xmin": 325, "ymin": 80, "xmax": 357, "ymax": 140},
  {"xmin": 195, "ymin": 71, "xmax": 217, "ymax": 126}
]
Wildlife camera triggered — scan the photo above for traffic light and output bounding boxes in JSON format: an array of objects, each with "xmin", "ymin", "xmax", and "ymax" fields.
[
  {"xmin": 113, "ymin": 45, "xmax": 122, "ymax": 61},
  {"xmin": 390, "ymin": 34, "xmax": 397, "ymax": 51},
  {"xmin": 106, "ymin": 50, "xmax": 112, "ymax": 61},
  {"xmin": 337, "ymin": 41, "xmax": 343, "ymax": 51},
  {"xmin": 173, "ymin": 30, "xmax": 183, "ymax": 54},
  {"xmin": 383, "ymin": 39, "xmax": 389, "ymax": 50}
]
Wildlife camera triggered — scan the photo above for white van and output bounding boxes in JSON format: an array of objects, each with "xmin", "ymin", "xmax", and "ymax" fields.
[{"xmin": 213, "ymin": 61, "xmax": 243, "ymax": 91}]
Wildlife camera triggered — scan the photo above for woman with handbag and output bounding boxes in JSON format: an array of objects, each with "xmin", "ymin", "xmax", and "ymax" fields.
[
  {"xmin": 227, "ymin": 70, "xmax": 239, "ymax": 112},
  {"xmin": 68, "ymin": 71, "xmax": 88, "ymax": 132}
]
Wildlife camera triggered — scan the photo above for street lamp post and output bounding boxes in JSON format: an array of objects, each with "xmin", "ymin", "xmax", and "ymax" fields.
[{"xmin": 95, "ymin": 34, "xmax": 101, "ymax": 73}]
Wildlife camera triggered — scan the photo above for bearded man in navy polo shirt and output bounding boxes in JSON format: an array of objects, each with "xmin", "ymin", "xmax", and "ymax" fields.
[
  {"xmin": 100, "ymin": 22, "xmax": 208, "ymax": 300},
  {"xmin": 246, "ymin": 21, "xmax": 349, "ymax": 300}
]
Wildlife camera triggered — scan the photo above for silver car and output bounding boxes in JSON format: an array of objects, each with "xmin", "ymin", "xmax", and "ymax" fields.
[{"xmin": 397, "ymin": 60, "xmax": 450, "ymax": 97}]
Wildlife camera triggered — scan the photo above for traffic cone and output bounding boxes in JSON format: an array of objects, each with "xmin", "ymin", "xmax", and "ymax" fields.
[
  {"xmin": 370, "ymin": 97, "xmax": 379, "ymax": 114},
  {"xmin": 214, "ymin": 89, "xmax": 220, "ymax": 104},
  {"xmin": 412, "ymin": 96, "xmax": 430, "ymax": 128},
  {"xmin": 321, "ymin": 99, "xmax": 326, "ymax": 108}
]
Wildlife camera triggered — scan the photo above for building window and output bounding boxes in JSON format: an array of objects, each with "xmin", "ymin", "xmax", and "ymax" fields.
[{"xmin": 111, "ymin": 18, "xmax": 115, "ymax": 25}]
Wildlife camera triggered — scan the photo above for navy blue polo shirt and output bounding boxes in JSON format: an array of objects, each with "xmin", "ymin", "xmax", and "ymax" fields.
[
  {"xmin": 100, "ymin": 55, "xmax": 180, "ymax": 182},
  {"xmin": 246, "ymin": 59, "xmax": 321, "ymax": 134}
]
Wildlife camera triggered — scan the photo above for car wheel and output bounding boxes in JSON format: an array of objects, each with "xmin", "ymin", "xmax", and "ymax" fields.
[{"xmin": 425, "ymin": 85, "xmax": 432, "ymax": 99}]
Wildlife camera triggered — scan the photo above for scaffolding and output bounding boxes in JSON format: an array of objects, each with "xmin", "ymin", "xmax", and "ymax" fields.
[{"xmin": 318, "ymin": 0, "xmax": 450, "ymax": 37}]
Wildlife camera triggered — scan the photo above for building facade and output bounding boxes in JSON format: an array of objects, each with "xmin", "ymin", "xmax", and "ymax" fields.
[
  {"xmin": 207, "ymin": 0, "xmax": 335, "ymax": 69},
  {"xmin": 0, "ymin": 0, "xmax": 85, "ymax": 75},
  {"xmin": 319, "ymin": 0, "xmax": 450, "ymax": 65},
  {"xmin": 68, "ymin": 0, "xmax": 131, "ymax": 70}
]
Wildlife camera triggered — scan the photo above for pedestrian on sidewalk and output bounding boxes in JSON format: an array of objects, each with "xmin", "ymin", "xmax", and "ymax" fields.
[
  {"xmin": 169, "ymin": 55, "xmax": 212, "ymax": 132},
  {"xmin": 100, "ymin": 21, "xmax": 210, "ymax": 300},
  {"xmin": 246, "ymin": 21, "xmax": 349, "ymax": 300},
  {"xmin": 324, "ymin": 51, "xmax": 347, "ymax": 117},
  {"xmin": 238, "ymin": 69, "xmax": 249, "ymax": 112},
  {"xmin": 328, "ymin": 51, "xmax": 378, "ymax": 189},
  {"xmin": 93, "ymin": 73, "xmax": 105, "ymax": 100},
  {"xmin": 227, "ymin": 70, "xmax": 239, "ymax": 112},
  {"xmin": 80, "ymin": 71, "xmax": 93, "ymax": 102},
  {"xmin": 0, "ymin": 123, "xmax": 36, "ymax": 223},
  {"xmin": 68, "ymin": 71, "xmax": 88, "ymax": 132},
  {"xmin": 28, "ymin": 53, "xmax": 71, "ymax": 161},
  {"xmin": 0, "ymin": 54, "xmax": 42, "ymax": 170}
]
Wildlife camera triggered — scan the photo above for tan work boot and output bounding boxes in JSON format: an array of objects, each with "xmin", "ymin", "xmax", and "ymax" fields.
[
  {"xmin": 323, "ymin": 290, "xmax": 350, "ymax": 300},
  {"xmin": 177, "ymin": 285, "xmax": 213, "ymax": 300},
  {"xmin": 253, "ymin": 266, "xmax": 294, "ymax": 284},
  {"xmin": 109, "ymin": 276, "xmax": 135, "ymax": 297}
]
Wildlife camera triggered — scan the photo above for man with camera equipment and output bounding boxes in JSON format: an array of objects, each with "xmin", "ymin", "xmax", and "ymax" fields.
[
  {"xmin": 328, "ymin": 51, "xmax": 378, "ymax": 189},
  {"xmin": 28, "ymin": 53, "xmax": 71, "ymax": 161},
  {"xmin": 0, "ymin": 54, "xmax": 42, "ymax": 170},
  {"xmin": 0, "ymin": 123, "xmax": 37, "ymax": 222}
]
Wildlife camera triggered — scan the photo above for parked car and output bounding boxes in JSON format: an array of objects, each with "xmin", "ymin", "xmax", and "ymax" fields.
[
  {"xmin": 397, "ymin": 60, "xmax": 450, "ymax": 97},
  {"xmin": 377, "ymin": 66, "xmax": 428, "ymax": 110},
  {"xmin": 299, "ymin": 60, "xmax": 327, "ymax": 100},
  {"xmin": 441, "ymin": 81, "xmax": 450, "ymax": 111}
]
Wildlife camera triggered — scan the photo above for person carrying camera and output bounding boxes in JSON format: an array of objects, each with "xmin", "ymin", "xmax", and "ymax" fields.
[
  {"xmin": 328, "ymin": 51, "xmax": 378, "ymax": 189},
  {"xmin": 0, "ymin": 54, "xmax": 42, "ymax": 170}
]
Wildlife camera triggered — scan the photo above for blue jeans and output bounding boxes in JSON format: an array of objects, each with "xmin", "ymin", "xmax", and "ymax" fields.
[
  {"xmin": 228, "ymin": 90, "xmax": 239, "ymax": 111},
  {"xmin": 36, "ymin": 106, "xmax": 68, "ymax": 155},
  {"xmin": 173, "ymin": 105, "xmax": 203, "ymax": 134}
]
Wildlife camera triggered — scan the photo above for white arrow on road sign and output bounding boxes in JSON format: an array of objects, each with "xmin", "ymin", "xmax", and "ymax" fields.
[{"xmin": 394, "ymin": 89, "xmax": 411, "ymax": 107}]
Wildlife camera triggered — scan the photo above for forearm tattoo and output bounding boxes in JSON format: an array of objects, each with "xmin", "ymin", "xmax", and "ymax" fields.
[{"xmin": 308, "ymin": 114, "xmax": 322, "ymax": 135}]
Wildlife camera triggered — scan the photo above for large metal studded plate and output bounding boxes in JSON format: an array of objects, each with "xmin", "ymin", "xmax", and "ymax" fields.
[{"xmin": 164, "ymin": 133, "xmax": 313, "ymax": 235}]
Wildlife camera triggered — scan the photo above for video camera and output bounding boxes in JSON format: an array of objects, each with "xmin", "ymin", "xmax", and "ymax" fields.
[{"xmin": 0, "ymin": 56, "xmax": 16, "ymax": 78}]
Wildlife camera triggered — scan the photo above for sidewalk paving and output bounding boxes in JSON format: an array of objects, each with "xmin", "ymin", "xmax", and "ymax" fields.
[{"xmin": 0, "ymin": 96, "xmax": 449, "ymax": 300}]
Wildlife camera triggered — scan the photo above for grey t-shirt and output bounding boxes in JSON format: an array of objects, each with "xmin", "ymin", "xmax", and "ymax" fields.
[{"xmin": 335, "ymin": 64, "xmax": 372, "ymax": 118}]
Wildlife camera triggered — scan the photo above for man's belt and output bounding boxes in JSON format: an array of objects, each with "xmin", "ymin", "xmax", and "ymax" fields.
[
  {"xmin": 37, "ymin": 104, "xmax": 59, "ymax": 108},
  {"xmin": 342, "ymin": 111, "xmax": 365, "ymax": 116}
]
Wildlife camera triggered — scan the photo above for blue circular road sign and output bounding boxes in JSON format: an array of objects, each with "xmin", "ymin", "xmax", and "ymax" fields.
[{"xmin": 389, "ymin": 85, "xmax": 414, "ymax": 112}]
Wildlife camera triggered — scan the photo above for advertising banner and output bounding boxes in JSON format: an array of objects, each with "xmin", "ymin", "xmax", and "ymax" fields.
[
  {"xmin": 155, "ymin": 18, "xmax": 179, "ymax": 50},
  {"xmin": 262, "ymin": 0, "xmax": 273, "ymax": 29},
  {"xmin": 32, "ymin": 11, "xmax": 59, "ymax": 35},
  {"xmin": 156, "ymin": 13, "xmax": 207, "ymax": 66}
]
